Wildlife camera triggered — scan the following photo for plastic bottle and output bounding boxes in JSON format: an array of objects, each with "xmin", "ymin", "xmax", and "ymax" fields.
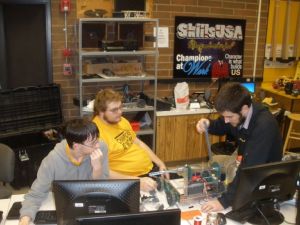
[{"xmin": 225, "ymin": 155, "xmax": 242, "ymax": 186}]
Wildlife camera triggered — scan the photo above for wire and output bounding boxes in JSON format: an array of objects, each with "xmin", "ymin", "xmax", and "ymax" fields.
[
  {"xmin": 255, "ymin": 205, "xmax": 271, "ymax": 225},
  {"xmin": 64, "ymin": 11, "xmax": 68, "ymax": 49},
  {"xmin": 64, "ymin": 11, "xmax": 68, "ymax": 63},
  {"xmin": 252, "ymin": 0, "xmax": 261, "ymax": 81}
]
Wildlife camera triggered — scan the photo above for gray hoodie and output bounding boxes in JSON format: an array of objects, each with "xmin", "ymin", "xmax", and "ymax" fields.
[{"xmin": 19, "ymin": 139, "xmax": 109, "ymax": 220}]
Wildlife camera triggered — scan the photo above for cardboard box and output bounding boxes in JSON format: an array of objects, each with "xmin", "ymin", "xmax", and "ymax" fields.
[
  {"xmin": 84, "ymin": 62, "xmax": 142, "ymax": 75},
  {"xmin": 84, "ymin": 63, "xmax": 112, "ymax": 74}
]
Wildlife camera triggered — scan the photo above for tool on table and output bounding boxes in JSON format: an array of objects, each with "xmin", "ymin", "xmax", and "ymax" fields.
[
  {"xmin": 148, "ymin": 167, "xmax": 186, "ymax": 177},
  {"xmin": 204, "ymin": 123, "xmax": 212, "ymax": 162}
]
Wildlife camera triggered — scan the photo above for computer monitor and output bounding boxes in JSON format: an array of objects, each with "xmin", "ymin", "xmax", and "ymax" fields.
[
  {"xmin": 52, "ymin": 179, "xmax": 140, "ymax": 225},
  {"xmin": 227, "ymin": 159, "xmax": 300, "ymax": 225},
  {"xmin": 76, "ymin": 208, "xmax": 181, "ymax": 225},
  {"xmin": 241, "ymin": 82, "xmax": 256, "ymax": 94}
]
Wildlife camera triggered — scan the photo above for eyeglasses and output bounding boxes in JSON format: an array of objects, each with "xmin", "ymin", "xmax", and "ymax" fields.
[
  {"xmin": 80, "ymin": 141, "xmax": 99, "ymax": 150},
  {"xmin": 107, "ymin": 106, "xmax": 123, "ymax": 113}
]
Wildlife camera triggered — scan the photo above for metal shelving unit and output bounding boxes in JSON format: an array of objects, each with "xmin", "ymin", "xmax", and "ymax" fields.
[{"xmin": 77, "ymin": 17, "xmax": 159, "ymax": 149}]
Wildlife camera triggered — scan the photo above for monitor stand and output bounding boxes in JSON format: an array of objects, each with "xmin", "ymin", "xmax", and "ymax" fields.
[{"xmin": 247, "ymin": 203, "xmax": 284, "ymax": 225}]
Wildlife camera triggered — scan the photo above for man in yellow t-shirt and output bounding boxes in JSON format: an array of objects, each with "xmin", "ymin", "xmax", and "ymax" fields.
[{"xmin": 93, "ymin": 89, "xmax": 168, "ymax": 192}]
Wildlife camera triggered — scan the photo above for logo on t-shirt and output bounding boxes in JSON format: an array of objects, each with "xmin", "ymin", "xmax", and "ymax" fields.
[{"xmin": 115, "ymin": 130, "xmax": 133, "ymax": 151}]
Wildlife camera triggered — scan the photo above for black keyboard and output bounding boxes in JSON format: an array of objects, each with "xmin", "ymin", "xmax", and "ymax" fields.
[
  {"xmin": 34, "ymin": 210, "xmax": 57, "ymax": 225},
  {"xmin": 225, "ymin": 207, "xmax": 257, "ymax": 223}
]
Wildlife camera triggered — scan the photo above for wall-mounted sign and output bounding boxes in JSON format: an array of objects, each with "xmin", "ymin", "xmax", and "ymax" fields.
[
  {"xmin": 173, "ymin": 16, "xmax": 246, "ymax": 80},
  {"xmin": 154, "ymin": 27, "xmax": 169, "ymax": 48}
]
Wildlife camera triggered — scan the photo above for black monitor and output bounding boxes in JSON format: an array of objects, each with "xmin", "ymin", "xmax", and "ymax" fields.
[
  {"xmin": 76, "ymin": 208, "xmax": 181, "ymax": 225},
  {"xmin": 52, "ymin": 179, "xmax": 140, "ymax": 225},
  {"xmin": 226, "ymin": 159, "xmax": 300, "ymax": 225}
]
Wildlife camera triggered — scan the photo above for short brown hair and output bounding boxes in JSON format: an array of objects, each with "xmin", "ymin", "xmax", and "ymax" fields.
[
  {"xmin": 93, "ymin": 89, "xmax": 123, "ymax": 116},
  {"xmin": 214, "ymin": 82, "xmax": 252, "ymax": 113}
]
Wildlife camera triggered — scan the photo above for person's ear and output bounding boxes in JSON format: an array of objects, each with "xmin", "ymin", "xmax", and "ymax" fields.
[
  {"xmin": 99, "ymin": 110, "xmax": 105, "ymax": 118},
  {"xmin": 72, "ymin": 143, "xmax": 80, "ymax": 151},
  {"xmin": 240, "ymin": 105, "xmax": 249, "ymax": 117}
]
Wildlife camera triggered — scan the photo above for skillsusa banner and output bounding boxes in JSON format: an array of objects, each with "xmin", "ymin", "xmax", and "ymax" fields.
[{"xmin": 173, "ymin": 16, "xmax": 246, "ymax": 79}]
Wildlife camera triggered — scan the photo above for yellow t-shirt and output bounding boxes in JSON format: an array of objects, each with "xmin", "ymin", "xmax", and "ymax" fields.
[{"xmin": 93, "ymin": 116, "xmax": 153, "ymax": 176}]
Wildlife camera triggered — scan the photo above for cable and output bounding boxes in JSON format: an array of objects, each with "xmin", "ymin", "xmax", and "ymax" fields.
[
  {"xmin": 252, "ymin": 0, "xmax": 262, "ymax": 81},
  {"xmin": 64, "ymin": 10, "xmax": 68, "ymax": 64},
  {"xmin": 255, "ymin": 205, "xmax": 271, "ymax": 225}
]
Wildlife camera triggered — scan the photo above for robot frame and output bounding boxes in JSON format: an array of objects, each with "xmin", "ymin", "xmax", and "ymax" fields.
[{"xmin": 149, "ymin": 162, "xmax": 225, "ymax": 206}]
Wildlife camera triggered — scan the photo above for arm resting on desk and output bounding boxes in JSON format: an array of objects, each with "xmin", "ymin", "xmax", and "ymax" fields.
[
  {"xmin": 19, "ymin": 216, "xmax": 31, "ymax": 225},
  {"xmin": 19, "ymin": 161, "xmax": 54, "ymax": 222}
]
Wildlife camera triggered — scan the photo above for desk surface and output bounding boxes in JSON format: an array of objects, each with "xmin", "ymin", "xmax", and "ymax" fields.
[
  {"xmin": 0, "ymin": 198, "xmax": 11, "ymax": 225},
  {"xmin": 0, "ymin": 193, "xmax": 297, "ymax": 225},
  {"xmin": 156, "ymin": 108, "xmax": 215, "ymax": 117}
]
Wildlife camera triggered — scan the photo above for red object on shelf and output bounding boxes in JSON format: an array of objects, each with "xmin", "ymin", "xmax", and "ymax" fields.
[{"xmin": 130, "ymin": 122, "xmax": 140, "ymax": 132}]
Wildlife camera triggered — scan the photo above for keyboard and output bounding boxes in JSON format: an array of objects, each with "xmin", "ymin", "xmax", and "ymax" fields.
[
  {"xmin": 225, "ymin": 207, "xmax": 257, "ymax": 223},
  {"xmin": 34, "ymin": 210, "xmax": 57, "ymax": 225}
]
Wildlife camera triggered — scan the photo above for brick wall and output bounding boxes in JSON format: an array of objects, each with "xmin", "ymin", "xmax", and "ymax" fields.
[
  {"xmin": 50, "ymin": 0, "xmax": 269, "ymax": 120},
  {"xmin": 51, "ymin": 0, "xmax": 78, "ymax": 119}
]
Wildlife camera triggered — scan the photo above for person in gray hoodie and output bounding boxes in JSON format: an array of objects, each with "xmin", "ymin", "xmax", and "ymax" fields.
[{"xmin": 19, "ymin": 118, "xmax": 109, "ymax": 225}]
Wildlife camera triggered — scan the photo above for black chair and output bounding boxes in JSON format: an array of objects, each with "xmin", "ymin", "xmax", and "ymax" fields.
[
  {"xmin": 0, "ymin": 143, "xmax": 15, "ymax": 199},
  {"xmin": 211, "ymin": 134, "xmax": 236, "ymax": 156}
]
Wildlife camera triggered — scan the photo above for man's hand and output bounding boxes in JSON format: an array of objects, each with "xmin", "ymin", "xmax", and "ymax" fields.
[
  {"xmin": 140, "ymin": 177, "xmax": 157, "ymax": 192},
  {"xmin": 196, "ymin": 118, "xmax": 210, "ymax": 133},
  {"xmin": 158, "ymin": 162, "xmax": 170, "ymax": 179},
  {"xmin": 19, "ymin": 216, "xmax": 31, "ymax": 225},
  {"xmin": 90, "ymin": 148, "xmax": 103, "ymax": 179},
  {"xmin": 201, "ymin": 199, "xmax": 224, "ymax": 212}
]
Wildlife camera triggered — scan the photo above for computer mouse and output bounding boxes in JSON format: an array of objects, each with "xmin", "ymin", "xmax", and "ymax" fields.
[{"xmin": 217, "ymin": 212, "xmax": 227, "ymax": 225}]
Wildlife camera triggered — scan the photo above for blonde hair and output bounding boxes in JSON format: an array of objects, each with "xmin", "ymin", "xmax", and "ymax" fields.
[{"xmin": 93, "ymin": 89, "xmax": 123, "ymax": 116}]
